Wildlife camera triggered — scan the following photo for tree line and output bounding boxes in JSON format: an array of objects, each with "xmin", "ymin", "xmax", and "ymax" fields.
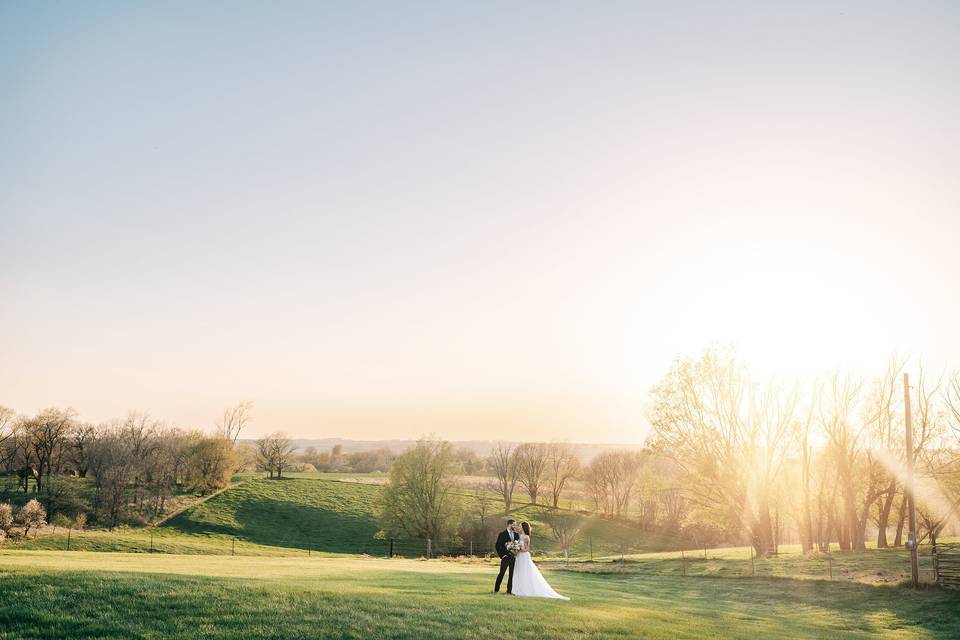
[
  {"xmin": 649, "ymin": 347, "xmax": 960, "ymax": 556},
  {"xmin": 0, "ymin": 405, "xmax": 244, "ymax": 527}
]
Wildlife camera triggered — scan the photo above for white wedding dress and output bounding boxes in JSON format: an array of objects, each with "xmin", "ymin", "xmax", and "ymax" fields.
[{"xmin": 511, "ymin": 534, "xmax": 569, "ymax": 600}]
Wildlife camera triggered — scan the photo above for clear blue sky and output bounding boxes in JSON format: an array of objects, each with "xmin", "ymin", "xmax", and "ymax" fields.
[{"xmin": 2, "ymin": 1, "xmax": 959, "ymax": 441}]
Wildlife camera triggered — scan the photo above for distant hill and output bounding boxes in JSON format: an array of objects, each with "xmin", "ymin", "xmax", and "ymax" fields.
[{"xmin": 237, "ymin": 437, "xmax": 647, "ymax": 460}]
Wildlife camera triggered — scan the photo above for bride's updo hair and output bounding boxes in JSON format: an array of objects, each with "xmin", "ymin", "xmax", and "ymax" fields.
[{"xmin": 521, "ymin": 521, "xmax": 530, "ymax": 536}]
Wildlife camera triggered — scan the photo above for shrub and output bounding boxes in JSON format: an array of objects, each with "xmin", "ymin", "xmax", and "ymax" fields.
[
  {"xmin": 73, "ymin": 512, "xmax": 87, "ymax": 530},
  {"xmin": 18, "ymin": 499, "xmax": 47, "ymax": 538},
  {"xmin": 51, "ymin": 513, "xmax": 72, "ymax": 532},
  {"xmin": 0, "ymin": 503, "xmax": 13, "ymax": 532}
]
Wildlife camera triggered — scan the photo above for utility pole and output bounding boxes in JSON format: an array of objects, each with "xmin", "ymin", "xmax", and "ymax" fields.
[{"xmin": 904, "ymin": 373, "xmax": 920, "ymax": 587}]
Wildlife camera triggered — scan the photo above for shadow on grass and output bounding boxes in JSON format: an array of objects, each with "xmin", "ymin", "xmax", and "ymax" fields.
[
  {"xmin": 160, "ymin": 479, "xmax": 383, "ymax": 554},
  {"xmin": 0, "ymin": 564, "xmax": 958, "ymax": 639}
]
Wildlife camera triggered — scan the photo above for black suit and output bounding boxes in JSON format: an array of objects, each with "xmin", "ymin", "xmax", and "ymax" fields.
[{"xmin": 494, "ymin": 529, "xmax": 516, "ymax": 593}]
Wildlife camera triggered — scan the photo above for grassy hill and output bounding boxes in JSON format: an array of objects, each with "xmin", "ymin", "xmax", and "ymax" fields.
[
  {"xmin": 14, "ymin": 475, "xmax": 687, "ymax": 557},
  {"xmin": 1, "ymin": 551, "xmax": 958, "ymax": 639},
  {"xmin": 162, "ymin": 478, "xmax": 383, "ymax": 554}
]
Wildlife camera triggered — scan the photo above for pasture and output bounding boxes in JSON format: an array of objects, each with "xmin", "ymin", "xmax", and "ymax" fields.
[
  {"xmin": 3, "ymin": 475, "xmax": 959, "ymax": 638},
  {"xmin": 1, "ymin": 552, "xmax": 959, "ymax": 639}
]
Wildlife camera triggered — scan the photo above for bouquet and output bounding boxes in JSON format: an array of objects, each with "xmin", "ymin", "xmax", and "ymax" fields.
[{"xmin": 506, "ymin": 540, "xmax": 522, "ymax": 556}]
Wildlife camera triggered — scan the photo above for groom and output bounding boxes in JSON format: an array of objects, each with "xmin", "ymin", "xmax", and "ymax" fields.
[{"xmin": 493, "ymin": 519, "xmax": 516, "ymax": 594}]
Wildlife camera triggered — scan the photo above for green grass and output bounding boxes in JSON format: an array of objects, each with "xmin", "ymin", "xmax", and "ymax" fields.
[
  {"xmin": 557, "ymin": 544, "xmax": 946, "ymax": 586},
  {"xmin": 18, "ymin": 477, "xmax": 383, "ymax": 555},
  {"xmin": 16, "ymin": 476, "xmax": 683, "ymax": 558},
  {"xmin": 162, "ymin": 478, "xmax": 383, "ymax": 554},
  {"xmin": 0, "ymin": 551, "xmax": 958, "ymax": 639}
]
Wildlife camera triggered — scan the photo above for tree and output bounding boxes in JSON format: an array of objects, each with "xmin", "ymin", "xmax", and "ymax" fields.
[
  {"xmin": 488, "ymin": 443, "xmax": 520, "ymax": 513},
  {"xmin": 378, "ymin": 438, "xmax": 463, "ymax": 544},
  {"xmin": 256, "ymin": 432, "xmax": 295, "ymax": 479},
  {"xmin": 185, "ymin": 435, "xmax": 238, "ymax": 494},
  {"xmin": 67, "ymin": 422, "xmax": 96, "ymax": 478},
  {"xmin": 88, "ymin": 421, "xmax": 139, "ymax": 526},
  {"xmin": 218, "ymin": 401, "xmax": 253, "ymax": 444},
  {"xmin": 19, "ymin": 499, "xmax": 46, "ymax": 538},
  {"xmin": 650, "ymin": 346, "xmax": 798, "ymax": 557},
  {"xmin": 545, "ymin": 443, "xmax": 580, "ymax": 508},
  {"xmin": 540, "ymin": 509, "xmax": 585, "ymax": 559},
  {"xmin": 585, "ymin": 451, "xmax": 644, "ymax": 517},
  {"xmin": 25, "ymin": 407, "xmax": 76, "ymax": 494},
  {"xmin": 517, "ymin": 443, "xmax": 548, "ymax": 505},
  {"xmin": 0, "ymin": 406, "xmax": 16, "ymax": 470}
]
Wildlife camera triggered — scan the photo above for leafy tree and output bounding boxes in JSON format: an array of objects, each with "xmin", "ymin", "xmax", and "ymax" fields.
[
  {"xmin": 650, "ymin": 346, "xmax": 798, "ymax": 557},
  {"xmin": 185, "ymin": 436, "xmax": 238, "ymax": 494},
  {"xmin": 540, "ymin": 509, "xmax": 586, "ymax": 559},
  {"xmin": 379, "ymin": 438, "xmax": 463, "ymax": 545}
]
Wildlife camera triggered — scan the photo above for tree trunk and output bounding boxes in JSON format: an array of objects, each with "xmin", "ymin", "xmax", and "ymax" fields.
[
  {"xmin": 752, "ymin": 500, "xmax": 776, "ymax": 558},
  {"xmin": 876, "ymin": 486, "xmax": 895, "ymax": 548},
  {"xmin": 841, "ymin": 474, "xmax": 862, "ymax": 551},
  {"xmin": 800, "ymin": 444, "xmax": 813, "ymax": 553},
  {"xmin": 894, "ymin": 493, "xmax": 907, "ymax": 547}
]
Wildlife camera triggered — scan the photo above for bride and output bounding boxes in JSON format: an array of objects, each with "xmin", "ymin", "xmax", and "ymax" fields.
[{"xmin": 510, "ymin": 521, "xmax": 569, "ymax": 600}]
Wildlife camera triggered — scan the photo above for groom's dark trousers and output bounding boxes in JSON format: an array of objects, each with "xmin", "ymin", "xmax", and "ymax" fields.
[
  {"xmin": 494, "ymin": 554, "xmax": 514, "ymax": 593},
  {"xmin": 494, "ymin": 529, "xmax": 515, "ymax": 593}
]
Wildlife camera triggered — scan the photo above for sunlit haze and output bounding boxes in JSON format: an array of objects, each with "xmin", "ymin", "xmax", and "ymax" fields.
[{"xmin": 2, "ymin": 2, "xmax": 958, "ymax": 442}]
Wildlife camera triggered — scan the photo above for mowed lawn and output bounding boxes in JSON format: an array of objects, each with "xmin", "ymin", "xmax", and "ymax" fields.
[{"xmin": 1, "ymin": 552, "xmax": 959, "ymax": 639}]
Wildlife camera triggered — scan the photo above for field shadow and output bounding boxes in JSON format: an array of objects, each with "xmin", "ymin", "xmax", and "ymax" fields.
[
  {"xmin": 564, "ymin": 570, "xmax": 960, "ymax": 638},
  {"xmin": 161, "ymin": 494, "xmax": 382, "ymax": 554}
]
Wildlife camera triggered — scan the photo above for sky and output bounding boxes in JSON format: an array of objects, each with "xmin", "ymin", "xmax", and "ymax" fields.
[{"xmin": 1, "ymin": 1, "xmax": 959, "ymax": 443}]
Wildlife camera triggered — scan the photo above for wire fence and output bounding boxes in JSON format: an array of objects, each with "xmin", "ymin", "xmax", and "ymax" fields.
[{"xmin": 14, "ymin": 529, "xmax": 951, "ymax": 587}]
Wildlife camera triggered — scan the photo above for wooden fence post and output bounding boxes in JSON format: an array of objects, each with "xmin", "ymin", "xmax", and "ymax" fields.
[
  {"xmin": 932, "ymin": 534, "xmax": 939, "ymax": 583},
  {"xmin": 66, "ymin": 527, "xmax": 71, "ymax": 551},
  {"xmin": 427, "ymin": 538, "xmax": 432, "ymax": 559},
  {"xmin": 232, "ymin": 537, "xmax": 236, "ymax": 556},
  {"xmin": 750, "ymin": 546, "xmax": 756, "ymax": 577},
  {"xmin": 389, "ymin": 538, "xmax": 394, "ymax": 558},
  {"xmin": 469, "ymin": 537, "xmax": 474, "ymax": 557},
  {"xmin": 150, "ymin": 530, "xmax": 154, "ymax": 553},
  {"xmin": 681, "ymin": 550, "xmax": 686, "ymax": 577},
  {"xmin": 828, "ymin": 554, "xmax": 833, "ymax": 580},
  {"xmin": 589, "ymin": 538, "xmax": 593, "ymax": 562}
]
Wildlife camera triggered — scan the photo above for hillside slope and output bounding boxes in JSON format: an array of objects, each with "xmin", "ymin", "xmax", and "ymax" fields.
[{"xmin": 162, "ymin": 478, "xmax": 383, "ymax": 554}]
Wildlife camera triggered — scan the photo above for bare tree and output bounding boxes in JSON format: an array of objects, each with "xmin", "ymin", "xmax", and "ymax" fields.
[
  {"xmin": 0, "ymin": 406, "xmax": 16, "ymax": 470},
  {"xmin": 26, "ymin": 407, "xmax": 76, "ymax": 494},
  {"xmin": 218, "ymin": 400, "xmax": 253, "ymax": 444},
  {"xmin": 516, "ymin": 442, "xmax": 548, "ymax": 505},
  {"xmin": 545, "ymin": 443, "xmax": 580, "ymax": 508},
  {"xmin": 256, "ymin": 432, "xmax": 295, "ymax": 479},
  {"xmin": 67, "ymin": 422, "xmax": 96, "ymax": 478},
  {"xmin": 488, "ymin": 443, "xmax": 520, "ymax": 513}
]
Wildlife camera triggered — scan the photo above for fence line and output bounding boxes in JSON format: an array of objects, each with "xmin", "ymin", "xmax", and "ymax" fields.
[{"xmin": 11, "ymin": 529, "xmax": 944, "ymax": 585}]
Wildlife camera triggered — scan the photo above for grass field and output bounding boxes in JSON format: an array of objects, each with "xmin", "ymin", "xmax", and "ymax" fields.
[
  {"xmin": 0, "ymin": 551, "xmax": 958, "ymax": 639},
  {"xmin": 5, "ymin": 476, "xmax": 960, "ymax": 638}
]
